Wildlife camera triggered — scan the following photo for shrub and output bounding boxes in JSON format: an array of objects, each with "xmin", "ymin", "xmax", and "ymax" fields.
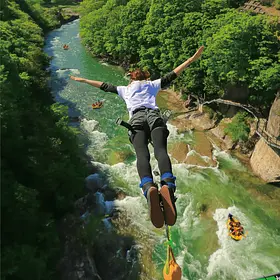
[{"xmin": 224, "ymin": 112, "xmax": 250, "ymax": 142}]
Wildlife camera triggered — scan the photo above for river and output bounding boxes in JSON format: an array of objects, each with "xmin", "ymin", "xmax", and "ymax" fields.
[{"xmin": 44, "ymin": 20, "xmax": 280, "ymax": 280}]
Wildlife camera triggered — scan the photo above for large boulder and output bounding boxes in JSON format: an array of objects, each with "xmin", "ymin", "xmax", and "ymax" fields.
[
  {"xmin": 250, "ymin": 139, "xmax": 280, "ymax": 182},
  {"xmin": 250, "ymin": 93, "xmax": 280, "ymax": 183}
]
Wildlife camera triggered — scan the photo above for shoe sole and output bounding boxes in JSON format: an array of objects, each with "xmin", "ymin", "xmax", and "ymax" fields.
[
  {"xmin": 147, "ymin": 187, "xmax": 164, "ymax": 228},
  {"xmin": 160, "ymin": 185, "xmax": 177, "ymax": 226}
]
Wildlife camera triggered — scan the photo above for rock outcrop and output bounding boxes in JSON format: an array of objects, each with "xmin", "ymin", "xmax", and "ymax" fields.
[
  {"xmin": 210, "ymin": 118, "xmax": 235, "ymax": 150},
  {"xmin": 250, "ymin": 138, "xmax": 280, "ymax": 182},
  {"xmin": 250, "ymin": 94, "xmax": 280, "ymax": 182},
  {"xmin": 58, "ymin": 8, "xmax": 79, "ymax": 25}
]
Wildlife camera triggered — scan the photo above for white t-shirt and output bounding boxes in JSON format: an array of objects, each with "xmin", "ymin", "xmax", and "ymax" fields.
[{"xmin": 117, "ymin": 79, "xmax": 161, "ymax": 118}]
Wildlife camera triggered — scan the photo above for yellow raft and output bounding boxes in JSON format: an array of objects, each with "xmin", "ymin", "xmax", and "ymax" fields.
[
  {"xmin": 227, "ymin": 214, "xmax": 246, "ymax": 241},
  {"xmin": 92, "ymin": 102, "xmax": 103, "ymax": 109}
]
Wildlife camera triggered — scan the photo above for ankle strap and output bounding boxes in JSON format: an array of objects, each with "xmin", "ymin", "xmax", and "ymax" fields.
[
  {"xmin": 162, "ymin": 177, "xmax": 175, "ymax": 183},
  {"xmin": 161, "ymin": 178, "xmax": 176, "ymax": 191},
  {"xmin": 142, "ymin": 182, "xmax": 157, "ymax": 198}
]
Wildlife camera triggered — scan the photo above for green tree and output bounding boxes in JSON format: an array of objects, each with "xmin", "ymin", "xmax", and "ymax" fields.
[
  {"xmin": 1, "ymin": 1, "xmax": 87, "ymax": 279},
  {"xmin": 202, "ymin": 11, "xmax": 279, "ymax": 106},
  {"xmin": 79, "ymin": 0, "xmax": 280, "ymax": 112},
  {"xmin": 224, "ymin": 112, "xmax": 251, "ymax": 141}
]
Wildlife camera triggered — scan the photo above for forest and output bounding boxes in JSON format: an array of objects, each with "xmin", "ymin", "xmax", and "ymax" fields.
[
  {"xmin": 1, "ymin": 1, "xmax": 87, "ymax": 279},
  {"xmin": 80, "ymin": 0, "xmax": 280, "ymax": 112}
]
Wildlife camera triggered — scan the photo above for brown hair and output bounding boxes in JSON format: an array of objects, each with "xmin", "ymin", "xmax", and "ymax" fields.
[{"xmin": 129, "ymin": 69, "xmax": 150, "ymax": 81}]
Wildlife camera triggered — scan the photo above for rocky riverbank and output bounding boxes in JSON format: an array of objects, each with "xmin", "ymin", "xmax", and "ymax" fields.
[
  {"xmin": 58, "ymin": 7, "xmax": 79, "ymax": 25},
  {"xmin": 57, "ymin": 89, "xmax": 279, "ymax": 279},
  {"xmin": 159, "ymin": 89, "xmax": 280, "ymax": 183},
  {"xmin": 250, "ymin": 94, "xmax": 280, "ymax": 183}
]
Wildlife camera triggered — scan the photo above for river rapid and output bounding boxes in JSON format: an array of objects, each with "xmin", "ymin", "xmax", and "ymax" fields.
[{"xmin": 44, "ymin": 20, "xmax": 280, "ymax": 280}]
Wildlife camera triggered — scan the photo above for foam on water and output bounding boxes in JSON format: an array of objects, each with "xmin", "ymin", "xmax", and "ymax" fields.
[
  {"xmin": 88, "ymin": 131, "xmax": 108, "ymax": 149},
  {"xmin": 167, "ymin": 123, "xmax": 185, "ymax": 141},
  {"xmin": 214, "ymin": 169, "xmax": 229, "ymax": 184},
  {"xmin": 114, "ymin": 196, "xmax": 157, "ymax": 234},
  {"xmin": 80, "ymin": 118, "xmax": 108, "ymax": 156},
  {"xmin": 50, "ymin": 36, "xmax": 61, "ymax": 46},
  {"xmin": 173, "ymin": 162, "xmax": 219, "ymax": 173},
  {"xmin": 80, "ymin": 118, "xmax": 99, "ymax": 132},
  {"xmin": 178, "ymin": 194, "xmax": 195, "ymax": 229},
  {"xmin": 213, "ymin": 149, "xmax": 246, "ymax": 171},
  {"xmin": 172, "ymin": 192, "xmax": 207, "ymax": 280},
  {"xmin": 171, "ymin": 149, "xmax": 232, "ymax": 184},
  {"xmin": 186, "ymin": 149, "xmax": 213, "ymax": 165},
  {"xmin": 88, "ymin": 160, "xmax": 141, "ymax": 197},
  {"xmin": 55, "ymin": 68, "xmax": 80, "ymax": 76},
  {"xmin": 110, "ymin": 162, "xmax": 140, "ymax": 195},
  {"xmin": 207, "ymin": 207, "xmax": 280, "ymax": 279},
  {"xmin": 176, "ymin": 248, "xmax": 200, "ymax": 280},
  {"xmin": 177, "ymin": 248, "xmax": 205, "ymax": 280}
]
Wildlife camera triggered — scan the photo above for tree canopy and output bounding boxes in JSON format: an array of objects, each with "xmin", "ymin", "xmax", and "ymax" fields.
[
  {"xmin": 1, "ymin": 1, "xmax": 87, "ymax": 279},
  {"xmin": 80, "ymin": 0, "xmax": 279, "ymax": 110}
]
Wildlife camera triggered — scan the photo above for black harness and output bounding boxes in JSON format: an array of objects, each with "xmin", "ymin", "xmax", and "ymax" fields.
[{"xmin": 116, "ymin": 108, "xmax": 172, "ymax": 145}]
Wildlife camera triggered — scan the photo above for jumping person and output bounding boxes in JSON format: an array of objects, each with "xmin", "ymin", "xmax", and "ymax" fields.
[{"xmin": 70, "ymin": 46, "xmax": 204, "ymax": 228}]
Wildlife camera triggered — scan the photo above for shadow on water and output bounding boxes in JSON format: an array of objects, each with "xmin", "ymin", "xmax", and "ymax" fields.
[{"xmin": 93, "ymin": 233, "xmax": 142, "ymax": 280}]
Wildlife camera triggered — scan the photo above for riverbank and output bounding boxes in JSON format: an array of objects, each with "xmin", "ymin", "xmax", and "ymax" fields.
[
  {"xmin": 162, "ymin": 88, "xmax": 280, "ymax": 185},
  {"xmin": 159, "ymin": 89, "xmax": 260, "ymax": 173}
]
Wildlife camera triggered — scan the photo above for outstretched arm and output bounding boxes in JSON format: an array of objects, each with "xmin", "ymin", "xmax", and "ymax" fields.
[
  {"xmin": 70, "ymin": 76, "xmax": 118, "ymax": 94},
  {"xmin": 160, "ymin": 46, "xmax": 204, "ymax": 89},
  {"xmin": 173, "ymin": 46, "xmax": 204, "ymax": 76},
  {"xmin": 70, "ymin": 76, "xmax": 103, "ymax": 88}
]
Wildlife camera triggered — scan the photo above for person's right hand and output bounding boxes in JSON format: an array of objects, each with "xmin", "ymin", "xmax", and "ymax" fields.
[
  {"xmin": 70, "ymin": 76, "xmax": 85, "ymax": 82},
  {"xmin": 191, "ymin": 46, "xmax": 204, "ymax": 62}
]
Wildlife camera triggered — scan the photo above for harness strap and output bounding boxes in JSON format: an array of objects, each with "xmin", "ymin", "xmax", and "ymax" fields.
[
  {"xmin": 132, "ymin": 106, "xmax": 148, "ymax": 115},
  {"xmin": 116, "ymin": 118, "xmax": 135, "ymax": 133}
]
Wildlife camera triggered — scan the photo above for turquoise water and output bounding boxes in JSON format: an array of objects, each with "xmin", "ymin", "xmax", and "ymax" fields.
[{"xmin": 44, "ymin": 20, "xmax": 280, "ymax": 280}]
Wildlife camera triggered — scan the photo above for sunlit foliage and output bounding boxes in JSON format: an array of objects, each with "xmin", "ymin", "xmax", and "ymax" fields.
[
  {"xmin": 1, "ymin": 1, "xmax": 87, "ymax": 279},
  {"xmin": 80, "ymin": 0, "xmax": 279, "ymax": 109}
]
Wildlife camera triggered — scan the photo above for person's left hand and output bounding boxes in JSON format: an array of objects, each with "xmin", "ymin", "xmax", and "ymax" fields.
[
  {"xmin": 191, "ymin": 46, "xmax": 204, "ymax": 62},
  {"xmin": 70, "ymin": 76, "xmax": 85, "ymax": 82}
]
